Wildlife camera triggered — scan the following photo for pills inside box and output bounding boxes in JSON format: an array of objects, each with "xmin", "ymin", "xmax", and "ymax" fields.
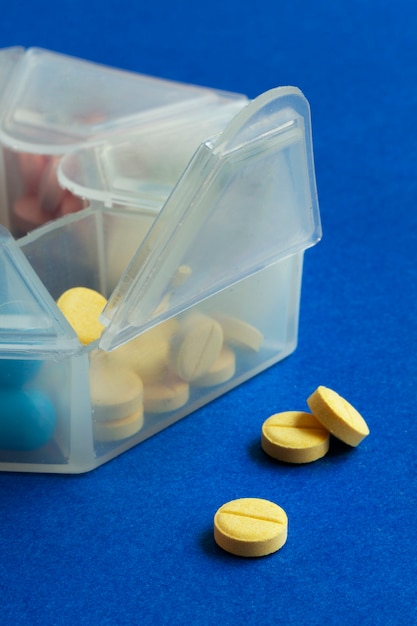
[
  {"xmin": 0, "ymin": 49, "xmax": 321, "ymax": 473},
  {"xmin": 0, "ymin": 47, "xmax": 247, "ymax": 236}
]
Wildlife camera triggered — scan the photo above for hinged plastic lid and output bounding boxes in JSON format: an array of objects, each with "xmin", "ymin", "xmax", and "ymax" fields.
[
  {"xmin": 99, "ymin": 86, "xmax": 321, "ymax": 352},
  {"xmin": 0, "ymin": 47, "xmax": 245, "ymax": 154},
  {"xmin": 57, "ymin": 97, "xmax": 248, "ymax": 212},
  {"xmin": 0, "ymin": 226, "xmax": 79, "ymax": 357}
]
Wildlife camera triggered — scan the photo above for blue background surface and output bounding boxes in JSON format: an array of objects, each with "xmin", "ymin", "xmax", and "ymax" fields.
[{"xmin": 0, "ymin": 1, "xmax": 416, "ymax": 624}]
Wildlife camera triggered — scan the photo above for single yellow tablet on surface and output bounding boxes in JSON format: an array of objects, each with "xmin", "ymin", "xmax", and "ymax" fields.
[
  {"xmin": 307, "ymin": 386, "xmax": 370, "ymax": 447},
  {"xmin": 169, "ymin": 313, "xmax": 223, "ymax": 382},
  {"xmin": 57, "ymin": 287, "xmax": 107, "ymax": 345},
  {"xmin": 262, "ymin": 411, "xmax": 330, "ymax": 463},
  {"xmin": 214, "ymin": 498, "xmax": 288, "ymax": 557},
  {"xmin": 93, "ymin": 406, "xmax": 144, "ymax": 442},
  {"xmin": 192, "ymin": 346, "xmax": 236, "ymax": 387}
]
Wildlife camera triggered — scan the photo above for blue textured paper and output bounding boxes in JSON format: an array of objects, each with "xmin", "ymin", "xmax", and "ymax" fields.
[{"xmin": 0, "ymin": 1, "xmax": 416, "ymax": 624}]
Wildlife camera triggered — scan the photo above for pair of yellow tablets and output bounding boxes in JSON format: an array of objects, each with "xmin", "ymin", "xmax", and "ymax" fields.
[
  {"xmin": 261, "ymin": 385, "xmax": 370, "ymax": 464},
  {"xmin": 214, "ymin": 387, "xmax": 370, "ymax": 558}
]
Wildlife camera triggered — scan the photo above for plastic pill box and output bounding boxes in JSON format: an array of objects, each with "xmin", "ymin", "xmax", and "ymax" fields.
[
  {"xmin": 0, "ymin": 48, "xmax": 321, "ymax": 473},
  {"xmin": 0, "ymin": 47, "xmax": 246, "ymax": 237}
]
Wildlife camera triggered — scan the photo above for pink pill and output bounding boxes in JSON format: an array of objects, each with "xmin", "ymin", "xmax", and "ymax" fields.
[
  {"xmin": 78, "ymin": 111, "xmax": 107, "ymax": 126},
  {"xmin": 38, "ymin": 156, "xmax": 66, "ymax": 213},
  {"xmin": 18, "ymin": 153, "xmax": 48, "ymax": 194},
  {"xmin": 58, "ymin": 191, "xmax": 85, "ymax": 216},
  {"xmin": 14, "ymin": 195, "xmax": 59, "ymax": 233}
]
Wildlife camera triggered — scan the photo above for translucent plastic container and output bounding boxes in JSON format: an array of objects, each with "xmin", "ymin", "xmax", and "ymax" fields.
[
  {"xmin": 0, "ymin": 86, "xmax": 321, "ymax": 473},
  {"xmin": 58, "ymin": 97, "xmax": 248, "ymax": 213},
  {"xmin": 0, "ymin": 47, "xmax": 246, "ymax": 236}
]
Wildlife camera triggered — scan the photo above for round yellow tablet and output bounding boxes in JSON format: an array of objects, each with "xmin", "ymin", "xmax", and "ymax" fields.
[
  {"xmin": 171, "ymin": 264, "xmax": 192, "ymax": 288},
  {"xmin": 307, "ymin": 386, "xmax": 370, "ymax": 447},
  {"xmin": 261, "ymin": 411, "xmax": 330, "ymax": 463},
  {"xmin": 214, "ymin": 315, "xmax": 264, "ymax": 352},
  {"xmin": 89, "ymin": 354, "xmax": 144, "ymax": 422},
  {"xmin": 168, "ymin": 313, "xmax": 223, "ymax": 382},
  {"xmin": 143, "ymin": 374, "xmax": 189, "ymax": 413},
  {"xmin": 56, "ymin": 287, "xmax": 107, "ymax": 345},
  {"xmin": 93, "ymin": 406, "xmax": 144, "ymax": 442},
  {"xmin": 107, "ymin": 320, "xmax": 179, "ymax": 384},
  {"xmin": 214, "ymin": 498, "xmax": 288, "ymax": 557},
  {"xmin": 192, "ymin": 346, "xmax": 236, "ymax": 387}
]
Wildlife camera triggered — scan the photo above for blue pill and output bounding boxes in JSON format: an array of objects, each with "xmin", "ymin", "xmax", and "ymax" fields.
[
  {"xmin": 0, "ymin": 359, "xmax": 42, "ymax": 389},
  {"xmin": 0, "ymin": 389, "xmax": 56, "ymax": 450}
]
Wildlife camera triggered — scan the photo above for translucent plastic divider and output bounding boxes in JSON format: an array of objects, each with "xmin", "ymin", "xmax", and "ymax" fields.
[{"xmin": 0, "ymin": 47, "xmax": 246, "ymax": 237}]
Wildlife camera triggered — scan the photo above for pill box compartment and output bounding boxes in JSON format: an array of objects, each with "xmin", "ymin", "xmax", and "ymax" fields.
[
  {"xmin": 6, "ymin": 210, "xmax": 303, "ymax": 471},
  {"xmin": 0, "ymin": 86, "xmax": 321, "ymax": 473},
  {"xmin": 0, "ymin": 47, "xmax": 246, "ymax": 237}
]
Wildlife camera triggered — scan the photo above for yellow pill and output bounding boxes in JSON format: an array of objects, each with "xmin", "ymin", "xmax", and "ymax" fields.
[
  {"xmin": 261, "ymin": 411, "xmax": 330, "ymax": 463},
  {"xmin": 89, "ymin": 353, "xmax": 144, "ymax": 422},
  {"xmin": 152, "ymin": 268, "xmax": 192, "ymax": 316},
  {"xmin": 214, "ymin": 315, "xmax": 264, "ymax": 352},
  {"xmin": 112, "ymin": 335, "xmax": 169, "ymax": 383},
  {"xmin": 143, "ymin": 373, "xmax": 189, "ymax": 413},
  {"xmin": 307, "ymin": 385, "xmax": 370, "ymax": 447},
  {"xmin": 107, "ymin": 320, "xmax": 179, "ymax": 384},
  {"xmin": 214, "ymin": 498, "xmax": 288, "ymax": 558},
  {"xmin": 192, "ymin": 346, "xmax": 236, "ymax": 387},
  {"xmin": 171, "ymin": 264, "xmax": 192, "ymax": 288},
  {"xmin": 168, "ymin": 313, "xmax": 223, "ymax": 382},
  {"xmin": 93, "ymin": 406, "xmax": 144, "ymax": 442},
  {"xmin": 57, "ymin": 287, "xmax": 107, "ymax": 345}
]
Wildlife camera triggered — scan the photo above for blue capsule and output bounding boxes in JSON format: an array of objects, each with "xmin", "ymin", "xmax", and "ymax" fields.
[
  {"xmin": 0, "ymin": 359, "xmax": 42, "ymax": 389},
  {"xmin": 0, "ymin": 389, "xmax": 56, "ymax": 450}
]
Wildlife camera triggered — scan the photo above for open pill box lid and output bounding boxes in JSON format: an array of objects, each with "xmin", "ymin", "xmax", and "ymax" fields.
[
  {"xmin": 95, "ymin": 86, "xmax": 322, "ymax": 352},
  {"xmin": 0, "ymin": 224, "xmax": 79, "ymax": 356},
  {"xmin": 57, "ymin": 97, "xmax": 248, "ymax": 212},
  {"xmin": 0, "ymin": 47, "xmax": 246, "ymax": 154}
]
